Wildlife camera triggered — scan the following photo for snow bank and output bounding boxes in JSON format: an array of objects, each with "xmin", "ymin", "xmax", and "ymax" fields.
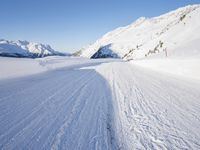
[{"xmin": 132, "ymin": 58, "xmax": 200, "ymax": 80}]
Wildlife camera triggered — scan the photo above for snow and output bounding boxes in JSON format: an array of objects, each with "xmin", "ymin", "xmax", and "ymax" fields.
[
  {"xmin": 0, "ymin": 56, "xmax": 200, "ymax": 149},
  {"xmin": 131, "ymin": 58, "xmax": 200, "ymax": 80},
  {"xmin": 93, "ymin": 61, "xmax": 200, "ymax": 149},
  {"xmin": 80, "ymin": 4, "xmax": 200, "ymax": 59},
  {"xmin": 0, "ymin": 56, "xmax": 114, "ymax": 80},
  {"xmin": 1, "ymin": 4, "xmax": 200, "ymax": 150},
  {"xmin": 0, "ymin": 57, "xmax": 118, "ymax": 150},
  {"xmin": 0, "ymin": 39, "xmax": 65, "ymax": 58}
]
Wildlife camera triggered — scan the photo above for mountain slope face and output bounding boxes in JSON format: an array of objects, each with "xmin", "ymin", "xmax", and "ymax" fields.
[
  {"xmin": 80, "ymin": 4, "xmax": 200, "ymax": 59},
  {"xmin": 0, "ymin": 39, "xmax": 64, "ymax": 58}
]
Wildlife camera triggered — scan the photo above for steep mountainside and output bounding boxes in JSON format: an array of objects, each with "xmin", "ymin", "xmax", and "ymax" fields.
[
  {"xmin": 0, "ymin": 39, "xmax": 66, "ymax": 58},
  {"xmin": 80, "ymin": 4, "xmax": 200, "ymax": 59}
]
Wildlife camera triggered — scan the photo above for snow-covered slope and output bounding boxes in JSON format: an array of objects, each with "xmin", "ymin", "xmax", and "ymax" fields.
[
  {"xmin": 1, "ymin": 58, "xmax": 200, "ymax": 149},
  {"xmin": 0, "ymin": 39, "xmax": 65, "ymax": 58},
  {"xmin": 80, "ymin": 4, "xmax": 200, "ymax": 59}
]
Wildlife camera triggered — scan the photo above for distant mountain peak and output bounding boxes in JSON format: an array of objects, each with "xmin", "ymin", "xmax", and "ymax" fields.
[
  {"xmin": 0, "ymin": 39, "xmax": 66, "ymax": 58},
  {"xmin": 80, "ymin": 4, "xmax": 200, "ymax": 59}
]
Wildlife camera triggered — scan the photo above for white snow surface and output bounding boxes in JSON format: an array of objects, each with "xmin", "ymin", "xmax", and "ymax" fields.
[
  {"xmin": 80, "ymin": 4, "xmax": 200, "ymax": 59},
  {"xmin": 94, "ymin": 61, "xmax": 200, "ymax": 149},
  {"xmin": 0, "ymin": 39, "xmax": 62, "ymax": 57},
  {"xmin": 0, "ymin": 56, "xmax": 113, "ymax": 80},
  {"xmin": 0, "ymin": 56, "xmax": 200, "ymax": 149},
  {"xmin": 131, "ymin": 58, "xmax": 200, "ymax": 80},
  {"xmin": 1, "ymin": 4, "xmax": 200, "ymax": 150}
]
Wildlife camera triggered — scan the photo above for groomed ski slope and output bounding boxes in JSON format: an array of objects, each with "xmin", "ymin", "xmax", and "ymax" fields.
[
  {"xmin": 94, "ymin": 61, "xmax": 200, "ymax": 149},
  {"xmin": 0, "ymin": 58, "xmax": 118, "ymax": 150},
  {"xmin": 0, "ymin": 57, "xmax": 200, "ymax": 149}
]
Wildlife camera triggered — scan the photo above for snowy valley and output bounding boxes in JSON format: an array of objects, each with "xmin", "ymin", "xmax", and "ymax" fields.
[{"xmin": 0, "ymin": 4, "xmax": 200, "ymax": 150}]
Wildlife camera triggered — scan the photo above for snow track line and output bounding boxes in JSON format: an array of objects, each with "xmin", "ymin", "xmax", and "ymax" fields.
[
  {"xmin": 0, "ymin": 61, "xmax": 117, "ymax": 150},
  {"xmin": 50, "ymin": 74, "xmax": 97, "ymax": 150},
  {"xmin": 28, "ymin": 72, "xmax": 97, "ymax": 149},
  {"xmin": 0, "ymin": 70, "xmax": 96, "ymax": 149},
  {"xmin": 95, "ymin": 62, "xmax": 200, "ymax": 150},
  {"xmin": 0, "ymin": 70, "xmax": 91, "ymax": 120},
  {"xmin": 1, "ymin": 59, "xmax": 200, "ymax": 149},
  {"xmin": 0, "ymin": 70, "xmax": 92, "ymax": 135},
  {"xmin": 50, "ymin": 73, "xmax": 114, "ymax": 150}
]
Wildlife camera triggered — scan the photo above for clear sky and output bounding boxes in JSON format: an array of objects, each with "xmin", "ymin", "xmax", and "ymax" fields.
[{"xmin": 0, "ymin": 0, "xmax": 199, "ymax": 52}]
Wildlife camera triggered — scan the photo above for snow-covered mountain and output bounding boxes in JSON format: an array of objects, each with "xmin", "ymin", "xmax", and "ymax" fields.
[
  {"xmin": 0, "ymin": 39, "xmax": 66, "ymax": 58},
  {"xmin": 80, "ymin": 4, "xmax": 200, "ymax": 59}
]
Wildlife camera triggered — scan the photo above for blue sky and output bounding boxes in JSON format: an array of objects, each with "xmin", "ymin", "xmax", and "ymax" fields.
[{"xmin": 0, "ymin": 0, "xmax": 199, "ymax": 52}]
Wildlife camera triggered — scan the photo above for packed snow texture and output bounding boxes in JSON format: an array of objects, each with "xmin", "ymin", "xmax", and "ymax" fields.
[
  {"xmin": 0, "ymin": 57, "xmax": 200, "ymax": 149},
  {"xmin": 0, "ymin": 39, "xmax": 65, "ymax": 58},
  {"xmin": 94, "ymin": 61, "xmax": 200, "ymax": 149},
  {"xmin": 1, "ymin": 4, "xmax": 200, "ymax": 150},
  {"xmin": 0, "ymin": 57, "xmax": 118, "ymax": 150},
  {"xmin": 80, "ymin": 4, "xmax": 200, "ymax": 59}
]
